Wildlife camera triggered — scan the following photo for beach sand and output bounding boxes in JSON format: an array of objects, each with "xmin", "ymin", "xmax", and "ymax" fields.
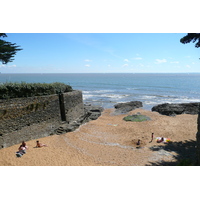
[{"xmin": 0, "ymin": 108, "xmax": 198, "ymax": 166}]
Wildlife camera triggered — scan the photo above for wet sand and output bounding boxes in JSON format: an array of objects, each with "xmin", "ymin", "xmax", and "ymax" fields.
[{"xmin": 0, "ymin": 108, "xmax": 197, "ymax": 166}]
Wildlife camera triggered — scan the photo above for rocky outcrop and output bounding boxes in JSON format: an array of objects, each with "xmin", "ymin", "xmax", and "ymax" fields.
[
  {"xmin": 56, "ymin": 104, "xmax": 104, "ymax": 134},
  {"xmin": 84, "ymin": 104, "xmax": 104, "ymax": 121},
  {"xmin": 152, "ymin": 102, "xmax": 200, "ymax": 116},
  {"xmin": 114, "ymin": 101, "xmax": 143, "ymax": 114}
]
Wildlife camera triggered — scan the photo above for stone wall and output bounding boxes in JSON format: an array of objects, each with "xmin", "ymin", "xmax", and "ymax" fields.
[
  {"xmin": 0, "ymin": 90, "xmax": 85, "ymax": 149},
  {"xmin": 64, "ymin": 90, "xmax": 85, "ymax": 122}
]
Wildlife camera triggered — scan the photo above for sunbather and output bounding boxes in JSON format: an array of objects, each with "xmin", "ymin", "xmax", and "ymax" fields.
[
  {"xmin": 16, "ymin": 141, "xmax": 28, "ymax": 157},
  {"xmin": 156, "ymin": 137, "xmax": 171, "ymax": 144},
  {"xmin": 35, "ymin": 140, "xmax": 47, "ymax": 148},
  {"xmin": 18, "ymin": 141, "xmax": 28, "ymax": 151}
]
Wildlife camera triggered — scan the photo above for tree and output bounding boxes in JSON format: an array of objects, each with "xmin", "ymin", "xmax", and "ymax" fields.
[
  {"xmin": 180, "ymin": 33, "xmax": 200, "ymax": 165},
  {"xmin": 180, "ymin": 33, "xmax": 200, "ymax": 48},
  {"xmin": 0, "ymin": 33, "xmax": 22, "ymax": 64}
]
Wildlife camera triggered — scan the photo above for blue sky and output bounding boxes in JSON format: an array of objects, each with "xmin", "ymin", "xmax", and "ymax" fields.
[{"xmin": 0, "ymin": 33, "xmax": 199, "ymax": 73}]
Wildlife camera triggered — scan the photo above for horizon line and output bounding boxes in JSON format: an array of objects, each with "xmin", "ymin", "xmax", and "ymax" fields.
[{"xmin": 1, "ymin": 72, "xmax": 200, "ymax": 74}]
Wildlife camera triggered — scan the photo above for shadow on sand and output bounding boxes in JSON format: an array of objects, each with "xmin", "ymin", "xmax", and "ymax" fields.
[{"xmin": 146, "ymin": 139, "xmax": 198, "ymax": 166}]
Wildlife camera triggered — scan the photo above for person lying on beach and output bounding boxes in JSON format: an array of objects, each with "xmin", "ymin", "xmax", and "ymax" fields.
[
  {"xmin": 35, "ymin": 140, "xmax": 48, "ymax": 148},
  {"xmin": 156, "ymin": 137, "xmax": 164, "ymax": 143},
  {"xmin": 156, "ymin": 137, "xmax": 171, "ymax": 144}
]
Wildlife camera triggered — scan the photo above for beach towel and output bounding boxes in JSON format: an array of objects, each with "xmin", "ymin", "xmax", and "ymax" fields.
[{"xmin": 16, "ymin": 149, "xmax": 26, "ymax": 157}]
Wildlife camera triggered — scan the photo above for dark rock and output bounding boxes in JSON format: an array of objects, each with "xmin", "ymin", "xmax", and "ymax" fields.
[
  {"xmin": 114, "ymin": 101, "xmax": 143, "ymax": 114},
  {"xmin": 84, "ymin": 104, "xmax": 104, "ymax": 121},
  {"xmin": 55, "ymin": 104, "xmax": 104, "ymax": 135},
  {"xmin": 123, "ymin": 114, "xmax": 151, "ymax": 122},
  {"xmin": 152, "ymin": 102, "xmax": 200, "ymax": 116},
  {"xmin": 56, "ymin": 116, "xmax": 85, "ymax": 134},
  {"xmin": 56, "ymin": 122, "xmax": 79, "ymax": 134}
]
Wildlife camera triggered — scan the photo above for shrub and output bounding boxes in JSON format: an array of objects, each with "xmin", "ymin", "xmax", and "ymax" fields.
[
  {"xmin": 177, "ymin": 159, "xmax": 194, "ymax": 166},
  {"xmin": 0, "ymin": 82, "xmax": 73, "ymax": 99}
]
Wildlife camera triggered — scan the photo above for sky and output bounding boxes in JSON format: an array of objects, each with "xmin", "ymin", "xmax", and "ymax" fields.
[
  {"xmin": 1, "ymin": 0, "xmax": 199, "ymax": 75},
  {"xmin": 0, "ymin": 33, "xmax": 200, "ymax": 73},
  {"xmin": 0, "ymin": 33, "xmax": 199, "ymax": 73}
]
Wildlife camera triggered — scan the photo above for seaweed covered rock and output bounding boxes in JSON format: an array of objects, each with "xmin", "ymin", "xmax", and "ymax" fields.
[{"xmin": 123, "ymin": 114, "xmax": 151, "ymax": 122}]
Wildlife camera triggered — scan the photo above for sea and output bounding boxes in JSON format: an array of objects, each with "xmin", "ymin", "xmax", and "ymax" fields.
[{"xmin": 1, "ymin": 73, "xmax": 200, "ymax": 110}]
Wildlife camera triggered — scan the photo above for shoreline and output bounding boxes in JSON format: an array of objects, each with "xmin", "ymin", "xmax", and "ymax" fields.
[{"xmin": 0, "ymin": 108, "xmax": 198, "ymax": 166}]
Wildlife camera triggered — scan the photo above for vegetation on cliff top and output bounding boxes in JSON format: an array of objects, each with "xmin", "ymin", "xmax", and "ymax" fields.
[{"xmin": 0, "ymin": 82, "xmax": 73, "ymax": 99}]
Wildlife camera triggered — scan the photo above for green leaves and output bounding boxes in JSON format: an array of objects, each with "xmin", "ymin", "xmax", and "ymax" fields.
[
  {"xmin": 180, "ymin": 33, "xmax": 200, "ymax": 48},
  {"xmin": 0, "ymin": 33, "xmax": 22, "ymax": 64},
  {"xmin": 0, "ymin": 82, "xmax": 73, "ymax": 99}
]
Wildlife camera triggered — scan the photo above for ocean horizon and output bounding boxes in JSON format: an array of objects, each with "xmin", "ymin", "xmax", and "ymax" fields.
[{"xmin": 1, "ymin": 73, "xmax": 200, "ymax": 110}]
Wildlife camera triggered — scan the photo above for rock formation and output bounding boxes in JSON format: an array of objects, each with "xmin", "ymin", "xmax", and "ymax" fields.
[
  {"xmin": 114, "ymin": 101, "xmax": 143, "ymax": 115},
  {"xmin": 56, "ymin": 104, "xmax": 104, "ymax": 134},
  {"xmin": 84, "ymin": 103, "xmax": 104, "ymax": 120},
  {"xmin": 152, "ymin": 102, "xmax": 200, "ymax": 116}
]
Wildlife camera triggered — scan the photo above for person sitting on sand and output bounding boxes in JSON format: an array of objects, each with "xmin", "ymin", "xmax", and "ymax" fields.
[
  {"xmin": 35, "ymin": 140, "xmax": 47, "ymax": 148},
  {"xmin": 16, "ymin": 141, "xmax": 28, "ymax": 157},
  {"xmin": 18, "ymin": 141, "xmax": 28, "ymax": 152},
  {"xmin": 136, "ymin": 139, "xmax": 141, "ymax": 145}
]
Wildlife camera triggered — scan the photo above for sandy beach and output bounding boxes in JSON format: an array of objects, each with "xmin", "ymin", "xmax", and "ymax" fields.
[{"xmin": 0, "ymin": 108, "xmax": 198, "ymax": 166}]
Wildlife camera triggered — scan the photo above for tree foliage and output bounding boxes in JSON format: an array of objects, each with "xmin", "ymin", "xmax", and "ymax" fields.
[
  {"xmin": 0, "ymin": 33, "xmax": 22, "ymax": 64},
  {"xmin": 180, "ymin": 33, "xmax": 200, "ymax": 48}
]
